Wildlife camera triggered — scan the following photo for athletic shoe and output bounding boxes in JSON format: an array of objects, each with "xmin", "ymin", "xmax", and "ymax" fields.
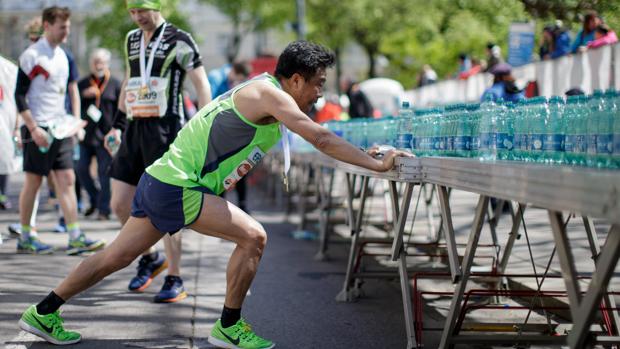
[
  {"xmin": 128, "ymin": 253, "xmax": 168, "ymax": 292},
  {"xmin": 208, "ymin": 318, "xmax": 275, "ymax": 349},
  {"xmin": 8, "ymin": 223, "xmax": 21, "ymax": 237},
  {"xmin": 83, "ymin": 206, "xmax": 96, "ymax": 217},
  {"xmin": 66, "ymin": 234, "xmax": 105, "ymax": 255},
  {"xmin": 17, "ymin": 237, "xmax": 53, "ymax": 255},
  {"xmin": 18, "ymin": 305, "xmax": 81, "ymax": 345},
  {"xmin": 53, "ymin": 217, "xmax": 67, "ymax": 233},
  {"xmin": 154, "ymin": 275, "xmax": 187, "ymax": 303},
  {"xmin": 0, "ymin": 195, "xmax": 11, "ymax": 210}
]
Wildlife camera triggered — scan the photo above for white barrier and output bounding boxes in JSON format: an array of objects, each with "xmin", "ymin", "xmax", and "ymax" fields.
[{"xmin": 407, "ymin": 43, "xmax": 618, "ymax": 106}]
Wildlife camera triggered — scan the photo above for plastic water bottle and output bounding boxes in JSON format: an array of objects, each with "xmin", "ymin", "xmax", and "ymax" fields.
[
  {"xmin": 597, "ymin": 90, "xmax": 615, "ymax": 168},
  {"xmin": 611, "ymin": 89, "xmax": 620, "ymax": 169},
  {"xmin": 564, "ymin": 96, "xmax": 586, "ymax": 166},
  {"xmin": 396, "ymin": 101, "xmax": 413, "ymax": 151},
  {"xmin": 496, "ymin": 101, "xmax": 513, "ymax": 160},
  {"xmin": 527, "ymin": 97, "xmax": 548, "ymax": 163},
  {"xmin": 478, "ymin": 98, "xmax": 499, "ymax": 161},
  {"xmin": 543, "ymin": 96, "xmax": 565, "ymax": 164},
  {"xmin": 107, "ymin": 135, "xmax": 120, "ymax": 156},
  {"xmin": 467, "ymin": 103, "xmax": 480, "ymax": 158},
  {"xmin": 454, "ymin": 104, "xmax": 471, "ymax": 157},
  {"xmin": 586, "ymin": 91, "xmax": 603, "ymax": 167},
  {"xmin": 512, "ymin": 100, "xmax": 527, "ymax": 161}
]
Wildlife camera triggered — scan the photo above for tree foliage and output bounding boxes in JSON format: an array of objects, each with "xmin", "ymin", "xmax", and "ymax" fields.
[
  {"xmin": 199, "ymin": 0, "xmax": 293, "ymax": 62},
  {"xmin": 85, "ymin": 0, "xmax": 191, "ymax": 58}
]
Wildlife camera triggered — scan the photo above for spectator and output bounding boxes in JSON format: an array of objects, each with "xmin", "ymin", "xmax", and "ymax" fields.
[
  {"xmin": 459, "ymin": 58, "xmax": 484, "ymax": 80},
  {"xmin": 340, "ymin": 78, "xmax": 374, "ymax": 118},
  {"xmin": 457, "ymin": 53, "xmax": 472, "ymax": 74},
  {"xmin": 539, "ymin": 23, "xmax": 571, "ymax": 60},
  {"xmin": 315, "ymin": 93, "xmax": 342, "ymax": 123},
  {"xmin": 207, "ymin": 60, "xmax": 252, "ymax": 100},
  {"xmin": 0, "ymin": 55, "xmax": 18, "ymax": 210},
  {"xmin": 76, "ymin": 48, "xmax": 121, "ymax": 220},
  {"xmin": 481, "ymin": 63, "xmax": 525, "ymax": 103},
  {"xmin": 485, "ymin": 42, "xmax": 504, "ymax": 72},
  {"xmin": 570, "ymin": 11, "xmax": 602, "ymax": 53},
  {"xmin": 417, "ymin": 64, "xmax": 437, "ymax": 87},
  {"xmin": 587, "ymin": 24, "xmax": 618, "ymax": 49}
]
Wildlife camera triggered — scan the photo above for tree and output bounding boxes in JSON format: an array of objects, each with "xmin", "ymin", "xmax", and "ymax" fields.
[
  {"xmin": 85, "ymin": 0, "xmax": 191, "ymax": 59},
  {"xmin": 199, "ymin": 0, "xmax": 293, "ymax": 62},
  {"xmin": 306, "ymin": 0, "xmax": 354, "ymax": 91}
]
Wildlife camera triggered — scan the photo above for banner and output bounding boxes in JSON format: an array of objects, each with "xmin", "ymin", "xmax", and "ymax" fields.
[{"xmin": 508, "ymin": 22, "xmax": 536, "ymax": 67}]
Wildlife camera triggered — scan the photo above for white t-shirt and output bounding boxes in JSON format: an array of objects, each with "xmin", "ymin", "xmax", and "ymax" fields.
[
  {"xmin": 0, "ymin": 55, "xmax": 18, "ymax": 174},
  {"xmin": 19, "ymin": 37, "xmax": 69, "ymax": 124}
]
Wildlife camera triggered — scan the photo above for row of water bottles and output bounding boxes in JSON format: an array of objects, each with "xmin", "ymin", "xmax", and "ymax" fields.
[{"xmin": 322, "ymin": 89, "xmax": 620, "ymax": 169}]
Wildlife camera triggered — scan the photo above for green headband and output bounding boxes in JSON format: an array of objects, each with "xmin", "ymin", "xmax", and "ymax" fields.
[{"xmin": 126, "ymin": 0, "xmax": 161, "ymax": 11}]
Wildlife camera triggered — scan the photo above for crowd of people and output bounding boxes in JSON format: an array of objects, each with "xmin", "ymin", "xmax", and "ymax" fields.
[{"xmin": 0, "ymin": 1, "xmax": 411, "ymax": 349}]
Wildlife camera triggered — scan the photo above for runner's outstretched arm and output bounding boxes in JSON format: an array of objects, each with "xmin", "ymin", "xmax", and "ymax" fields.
[{"xmin": 187, "ymin": 66, "xmax": 211, "ymax": 108}]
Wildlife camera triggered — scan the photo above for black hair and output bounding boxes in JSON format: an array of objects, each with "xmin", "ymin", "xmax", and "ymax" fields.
[
  {"xmin": 231, "ymin": 61, "xmax": 252, "ymax": 77},
  {"xmin": 274, "ymin": 40, "xmax": 335, "ymax": 81},
  {"xmin": 43, "ymin": 6, "xmax": 70, "ymax": 25}
]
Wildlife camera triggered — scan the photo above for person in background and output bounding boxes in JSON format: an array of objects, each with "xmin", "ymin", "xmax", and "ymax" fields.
[
  {"xmin": 76, "ymin": 48, "xmax": 121, "ymax": 221},
  {"xmin": 417, "ymin": 64, "xmax": 437, "ymax": 87},
  {"xmin": 207, "ymin": 60, "xmax": 252, "ymax": 100},
  {"xmin": 570, "ymin": 11, "xmax": 602, "ymax": 53},
  {"xmin": 341, "ymin": 77, "xmax": 374, "ymax": 118},
  {"xmin": 459, "ymin": 57, "xmax": 484, "ymax": 80},
  {"xmin": 539, "ymin": 23, "xmax": 572, "ymax": 60},
  {"xmin": 14, "ymin": 6, "xmax": 104, "ymax": 255},
  {"xmin": 586, "ymin": 24, "xmax": 618, "ymax": 49},
  {"xmin": 481, "ymin": 62, "xmax": 525, "ymax": 103},
  {"xmin": 457, "ymin": 53, "xmax": 472, "ymax": 74},
  {"xmin": 485, "ymin": 43, "xmax": 504, "ymax": 73},
  {"xmin": 0, "ymin": 54, "xmax": 19, "ymax": 211}
]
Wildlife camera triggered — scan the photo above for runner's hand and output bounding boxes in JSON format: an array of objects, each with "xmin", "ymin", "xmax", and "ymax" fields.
[
  {"xmin": 30, "ymin": 127, "xmax": 50, "ymax": 148},
  {"xmin": 13, "ymin": 129, "xmax": 22, "ymax": 149},
  {"xmin": 376, "ymin": 149, "xmax": 414, "ymax": 172},
  {"xmin": 104, "ymin": 128, "xmax": 121, "ymax": 155}
]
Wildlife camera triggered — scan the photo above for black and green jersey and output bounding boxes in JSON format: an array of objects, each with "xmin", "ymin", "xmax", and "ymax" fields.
[
  {"xmin": 146, "ymin": 73, "xmax": 282, "ymax": 195},
  {"xmin": 124, "ymin": 22, "xmax": 202, "ymax": 120}
]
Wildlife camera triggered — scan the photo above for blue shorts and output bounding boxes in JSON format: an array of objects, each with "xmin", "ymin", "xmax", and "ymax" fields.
[{"xmin": 131, "ymin": 173, "xmax": 205, "ymax": 234}]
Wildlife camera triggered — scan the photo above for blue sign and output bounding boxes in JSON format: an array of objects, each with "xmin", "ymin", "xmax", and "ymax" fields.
[{"xmin": 508, "ymin": 22, "xmax": 536, "ymax": 67}]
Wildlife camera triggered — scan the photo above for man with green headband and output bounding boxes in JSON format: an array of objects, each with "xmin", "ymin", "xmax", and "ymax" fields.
[{"xmin": 104, "ymin": 0, "xmax": 211, "ymax": 303}]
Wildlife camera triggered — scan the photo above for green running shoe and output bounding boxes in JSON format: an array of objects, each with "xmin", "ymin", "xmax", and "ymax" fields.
[
  {"xmin": 18, "ymin": 305, "xmax": 81, "ymax": 345},
  {"xmin": 67, "ymin": 234, "xmax": 105, "ymax": 255},
  {"xmin": 208, "ymin": 318, "xmax": 274, "ymax": 349}
]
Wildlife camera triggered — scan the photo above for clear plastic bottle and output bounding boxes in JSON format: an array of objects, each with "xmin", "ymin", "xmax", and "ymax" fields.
[
  {"xmin": 527, "ymin": 96, "xmax": 548, "ymax": 163},
  {"xmin": 512, "ymin": 100, "xmax": 528, "ymax": 162},
  {"xmin": 611, "ymin": 89, "xmax": 620, "ymax": 169},
  {"xmin": 587, "ymin": 90, "xmax": 604, "ymax": 167},
  {"xmin": 454, "ymin": 104, "xmax": 471, "ymax": 157},
  {"xmin": 396, "ymin": 101, "xmax": 413, "ymax": 151},
  {"xmin": 496, "ymin": 101, "xmax": 513, "ymax": 160},
  {"xmin": 467, "ymin": 103, "xmax": 481, "ymax": 158},
  {"xmin": 543, "ymin": 96, "xmax": 565, "ymax": 164},
  {"xmin": 478, "ymin": 98, "xmax": 499, "ymax": 161}
]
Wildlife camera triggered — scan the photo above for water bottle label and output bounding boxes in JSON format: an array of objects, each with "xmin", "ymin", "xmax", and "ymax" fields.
[
  {"xmin": 454, "ymin": 136, "xmax": 471, "ymax": 151},
  {"xmin": 513, "ymin": 133, "xmax": 521, "ymax": 150},
  {"xmin": 471, "ymin": 136, "xmax": 480, "ymax": 151},
  {"xmin": 565, "ymin": 135, "xmax": 575, "ymax": 152},
  {"xmin": 479, "ymin": 132, "xmax": 495, "ymax": 150},
  {"xmin": 596, "ymin": 134, "xmax": 613, "ymax": 154},
  {"xmin": 396, "ymin": 133, "xmax": 412, "ymax": 150},
  {"xmin": 333, "ymin": 130, "xmax": 344, "ymax": 138},
  {"xmin": 587, "ymin": 135, "xmax": 597, "ymax": 155},
  {"xmin": 530, "ymin": 134, "xmax": 543, "ymax": 151},
  {"xmin": 542, "ymin": 134, "xmax": 564, "ymax": 152},
  {"xmin": 446, "ymin": 136, "xmax": 454, "ymax": 151},
  {"xmin": 496, "ymin": 133, "xmax": 513, "ymax": 150},
  {"xmin": 432, "ymin": 136, "xmax": 442, "ymax": 151},
  {"xmin": 614, "ymin": 134, "xmax": 620, "ymax": 155}
]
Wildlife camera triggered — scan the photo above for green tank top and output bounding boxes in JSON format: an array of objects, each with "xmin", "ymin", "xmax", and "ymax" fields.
[{"xmin": 146, "ymin": 73, "xmax": 282, "ymax": 194}]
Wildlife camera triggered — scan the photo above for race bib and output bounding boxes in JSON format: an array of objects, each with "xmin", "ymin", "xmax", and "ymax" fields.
[
  {"xmin": 125, "ymin": 77, "xmax": 168, "ymax": 118},
  {"xmin": 87, "ymin": 104, "xmax": 102, "ymax": 123},
  {"xmin": 223, "ymin": 147, "xmax": 266, "ymax": 191}
]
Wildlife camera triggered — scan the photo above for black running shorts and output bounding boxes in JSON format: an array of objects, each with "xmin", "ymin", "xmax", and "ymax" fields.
[
  {"xmin": 21, "ymin": 125, "xmax": 74, "ymax": 176},
  {"xmin": 109, "ymin": 118, "xmax": 181, "ymax": 186}
]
